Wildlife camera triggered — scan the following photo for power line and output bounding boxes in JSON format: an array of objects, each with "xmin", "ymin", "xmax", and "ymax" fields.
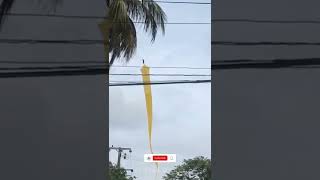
[
  {"xmin": 212, "ymin": 18, "xmax": 320, "ymax": 24},
  {"xmin": 3, "ymin": 58, "xmax": 320, "ymax": 71},
  {"xmin": 0, "ymin": 60, "xmax": 106, "ymax": 64},
  {"xmin": 0, "ymin": 68, "xmax": 108, "ymax": 78},
  {"xmin": 4, "ymin": 57, "xmax": 320, "ymax": 70},
  {"xmin": 0, "ymin": 38, "xmax": 220, "ymax": 46},
  {"xmin": 213, "ymin": 57, "xmax": 320, "ymax": 69},
  {"xmin": 5, "ymin": 13, "xmax": 210, "ymax": 24},
  {"xmin": 0, "ymin": 39, "xmax": 105, "ymax": 45},
  {"xmin": 109, "ymin": 79, "xmax": 211, "ymax": 86},
  {"xmin": 110, "ymin": 73, "xmax": 210, "ymax": 77},
  {"xmin": 0, "ymin": 66, "xmax": 211, "ymax": 76},
  {"xmin": 212, "ymin": 41, "xmax": 320, "ymax": 46},
  {"xmin": 0, "ymin": 60, "xmax": 110, "ymax": 65},
  {"xmin": 153, "ymin": 1, "xmax": 211, "ymax": 4},
  {"xmin": 9, "ymin": 13, "xmax": 320, "ymax": 25},
  {"xmin": 109, "ymin": 79, "xmax": 206, "ymax": 83},
  {"xmin": 3, "ymin": 39, "xmax": 320, "ymax": 46},
  {"xmin": 0, "ymin": 67, "xmax": 212, "ymax": 84},
  {"xmin": 0, "ymin": 67, "xmax": 212, "ymax": 78},
  {"xmin": 111, "ymin": 65, "xmax": 211, "ymax": 70},
  {"xmin": 6, "ymin": 13, "xmax": 106, "ymax": 19},
  {"xmin": 0, "ymin": 60, "xmax": 211, "ymax": 69},
  {"xmin": 2, "ymin": 60, "xmax": 320, "ymax": 76},
  {"xmin": 8, "ymin": 13, "xmax": 320, "ymax": 25},
  {"xmin": 0, "ymin": 65, "xmax": 105, "ymax": 71},
  {"xmin": 7, "ymin": 13, "xmax": 320, "ymax": 25}
]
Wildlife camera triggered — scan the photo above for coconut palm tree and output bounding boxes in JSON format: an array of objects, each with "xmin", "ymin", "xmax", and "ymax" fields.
[{"xmin": 0, "ymin": 0, "xmax": 167, "ymax": 67}]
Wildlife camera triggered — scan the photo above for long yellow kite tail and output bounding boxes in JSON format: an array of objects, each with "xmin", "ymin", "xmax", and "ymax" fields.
[
  {"xmin": 141, "ymin": 64, "xmax": 159, "ymax": 179},
  {"xmin": 141, "ymin": 64, "xmax": 153, "ymax": 154}
]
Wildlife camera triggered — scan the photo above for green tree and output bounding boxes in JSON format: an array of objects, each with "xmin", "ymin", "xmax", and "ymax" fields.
[
  {"xmin": 163, "ymin": 156, "xmax": 212, "ymax": 180},
  {"xmin": 108, "ymin": 162, "xmax": 133, "ymax": 180},
  {"xmin": 0, "ymin": 0, "xmax": 167, "ymax": 66}
]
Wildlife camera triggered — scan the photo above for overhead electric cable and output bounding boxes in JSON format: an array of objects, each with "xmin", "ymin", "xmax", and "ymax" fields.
[
  {"xmin": 152, "ymin": 1, "xmax": 211, "ymax": 4},
  {"xmin": 212, "ymin": 41, "xmax": 320, "ymax": 46},
  {"xmin": 0, "ymin": 66, "xmax": 211, "ymax": 76},
  {"xmin": 4, "ymin": 13, "xmax": 210, "ymax": 24},
  {"xmin": 7, "ymin": 13, "xmax": 320, "ymax": 25},
  {"xmin": 3, "ymin": 39, "xmax": 320, "ymax": 46},
  {"xmin": 0, "ymin": 65, "xmax": 105, "ymax": 70},
  {"xmin": 0, "ymin": 39, "xmax": 105, "ymax": 44},
  {"xmin": 110, "ymin": 73, "xmax": 211, "ymax": 77},
  {"xmin": 111, "ymin": 65, "xmax": 211, "ymax": 70},
  {"xmin": 212, "ymin": 18, "xmax": 320, "ymax": 24},
  {"xmin": 0, "ymin": 68, "xmax": 212, "ymax": 84},
  {"xmin": 3, "ymin": 57, "xmax": 320, "ymax": 70},
  {"xmin": 0, "ymin": 68, "xmax": 108, "ymax": 78},
  {"xmin": 212, "ymin": 57, "xmax": 320, "ymax": 69},
  {"xmin": 109, "ymin": 79, "xmax": 211, "ymax": 86},
  {"xmin": 0, "ymin": 60, "xmax": 211, "ymax": 69},
  {"xmin": 3, "ymin": 57, "xmax": 320, "ymax": 77},
  {"xmin": 0, "ymin": 60, "xmax": 107, "ymax": 64}
]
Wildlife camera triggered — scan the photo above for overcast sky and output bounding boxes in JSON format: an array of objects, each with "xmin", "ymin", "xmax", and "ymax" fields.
[{"xmin": 109, "ymin": 2, "xmax": 211, "ymax": 180}]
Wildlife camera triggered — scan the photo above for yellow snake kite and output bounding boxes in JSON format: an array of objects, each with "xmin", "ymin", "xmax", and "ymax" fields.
[
  {"xmin": 99, "ymin": 18, "xmax": 159, "ymax": 178},
  {"xmin": 141, "ymin": 64, "xmax": 159, "ymax": 179}
]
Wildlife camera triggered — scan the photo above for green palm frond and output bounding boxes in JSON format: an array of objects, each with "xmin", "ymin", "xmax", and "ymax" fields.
[
  {"xmin": 107, "ymin": 0, "xmax": 167, "ymax": 65},
  {"xmin": 0, "ymin": 0, "xmax": 167, "ymax": 66},
  {"xmin": 141, "ymin": 0, "xmax": 166, "ymax": 41},
  {"xmin": 109, "ymin": 17, "xmax": 137, "ymax": 65},
  {"xmin": 124, "ymin": 0, "xmax": 166, "ymax": 40}
]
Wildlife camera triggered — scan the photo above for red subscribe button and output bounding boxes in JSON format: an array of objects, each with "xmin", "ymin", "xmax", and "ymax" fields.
[{"xmin": 153, "ymin": 155, "xmax": 168, "ymax": 161}]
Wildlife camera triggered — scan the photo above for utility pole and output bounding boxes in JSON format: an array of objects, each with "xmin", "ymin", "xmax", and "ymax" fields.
[{"xmin": 109, "ymin": 145, "xmax": 132, "ymax": 168}]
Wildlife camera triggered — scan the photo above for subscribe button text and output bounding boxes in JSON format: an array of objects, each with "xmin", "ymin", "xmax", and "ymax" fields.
[{"xmin": 144, "ymin": 154, "xmax": 176, "ymax": 163}]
